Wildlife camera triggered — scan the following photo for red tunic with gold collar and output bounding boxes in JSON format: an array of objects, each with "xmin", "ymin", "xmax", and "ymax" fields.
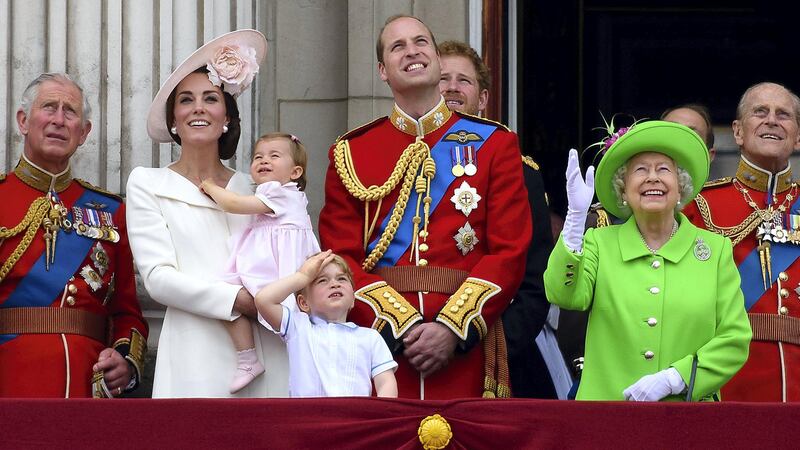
[
  {"xmin": 319, "ymin": 99, "xmax": 531, "ymax": 399},
  {"xmin": 0, "ymin": 157, "xmax": 147, "ymax": 398},
  {"xmin": 683, "ymin": 157, "xmax": 799, "ymax": 401}
]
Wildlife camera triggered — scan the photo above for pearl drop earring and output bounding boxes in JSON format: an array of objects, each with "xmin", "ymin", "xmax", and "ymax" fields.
[
  {"xmin": 222, "ymin": 125, "xmax": 229, "ymax": 133},
  {"xmin": 622, "ymin": 200, "xmax": 628, "ymax": 206},
  {"xmin": 170, "ymin": 126, "xmax": 177, "ymax": 134}
]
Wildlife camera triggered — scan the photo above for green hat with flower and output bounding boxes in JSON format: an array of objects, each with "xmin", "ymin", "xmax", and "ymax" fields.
[{"xmin": 594, "ymin": 119, "xmax": 710, "ymax": 218}]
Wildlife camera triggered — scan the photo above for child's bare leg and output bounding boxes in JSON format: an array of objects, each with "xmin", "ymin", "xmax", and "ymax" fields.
[
  {"xmin": 224, "ymin": 317, "xmax": 265, "ymax": 394},
  {"xmin": 224, "ymin": 316, "xmax": 256, "ymax": 351}
]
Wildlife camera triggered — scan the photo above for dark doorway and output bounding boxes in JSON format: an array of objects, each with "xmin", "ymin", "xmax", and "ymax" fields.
[{"xmin": 517, "ymin": 1, "xmax": 800, "ymax": 216}]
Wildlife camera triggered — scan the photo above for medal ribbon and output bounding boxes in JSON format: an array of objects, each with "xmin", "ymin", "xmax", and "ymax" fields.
[
  {"xmin": 739, "ymin": 195, "xmax": 800, "ymax": 310},
  {"xmin": 367, "ymin": 119, "xmax": 497, "ymax": 268},
  {"xmin": 2, "ymin": 190, "xmax": 120, "ymax": 306}
]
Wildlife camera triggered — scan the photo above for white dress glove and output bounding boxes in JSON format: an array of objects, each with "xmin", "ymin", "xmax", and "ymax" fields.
[
  {"xmin": 623, "ymin": 367, "xmax": 686, "ymax": 402},
  {"xmin": 561, "ymin": 148, "xmax": 595, "ymax": 252}
]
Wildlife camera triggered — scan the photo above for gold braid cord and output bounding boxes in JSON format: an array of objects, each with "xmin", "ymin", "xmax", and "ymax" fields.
[
  {"xmin": 0, "ymin": 197, "xmax": 50, "ymax": 282},
  {"xmin": 694, "ymin": 193, "xmax": 762, "ymax": 246},
  {"xmin": 334, "ymin": 138, "xmax": 431, "ymax": 272}
]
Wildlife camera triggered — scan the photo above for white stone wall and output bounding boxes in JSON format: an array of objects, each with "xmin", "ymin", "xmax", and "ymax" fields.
[{"xmin": 1, "ymin": 0, "xmax": 470, "ymax": 354}]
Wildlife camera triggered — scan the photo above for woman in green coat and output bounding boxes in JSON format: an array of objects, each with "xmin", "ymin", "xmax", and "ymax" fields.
[{"xmin": 545, "ymin": 120, "xmax": 751, "ymax": 401}]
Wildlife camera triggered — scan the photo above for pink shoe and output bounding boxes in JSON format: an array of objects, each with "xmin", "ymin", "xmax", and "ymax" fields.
[{"xmin": 230, "ymin": 360, "xmax": 265, "ymax": 394}]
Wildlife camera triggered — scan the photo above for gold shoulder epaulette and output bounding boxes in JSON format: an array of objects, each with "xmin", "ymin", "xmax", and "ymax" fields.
[
  {"xmin": 75, "ymin": 179, "xmax": 123, "ymax": 202},
  {"xmin": 454, "ymin": 111, "xmax": 510, "ymax": 132},
  {"xmin": 590, "ymin": 202, "xmax": 612, "ymax": 228},
  {"xmin": 521, "ymin": 155, "xmax": 540, "ymax": 171},
  {"xmin": 703, "ymin": 176, "xmax": 733, "ymax": 188},
  {"xmin": 336, "ymin": 116, "xmax": 387, "ymax": 142}
]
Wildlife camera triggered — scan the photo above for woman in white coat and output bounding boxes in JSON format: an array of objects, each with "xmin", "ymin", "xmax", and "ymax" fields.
[{"xmin": 126, "ymin": 30, "xmax": 288, "ymax": 397}]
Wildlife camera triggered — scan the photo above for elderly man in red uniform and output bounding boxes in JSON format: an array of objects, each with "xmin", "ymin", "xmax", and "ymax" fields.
[
  {"xmin": 0, "ymin": 73, "xmax": 147, "ymax": 398},
  {"xmin": 319, "ymin": 15, "xmax": 531, "ymax": 399},
  {"xmin": 683, "ymin": 82, "xmax": 800, "ymax": 401}
]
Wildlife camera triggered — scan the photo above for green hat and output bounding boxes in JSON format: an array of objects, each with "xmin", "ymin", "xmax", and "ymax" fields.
[{"xmin": 594, "ymin": 120, "xmax": 709, "ymax": 218}]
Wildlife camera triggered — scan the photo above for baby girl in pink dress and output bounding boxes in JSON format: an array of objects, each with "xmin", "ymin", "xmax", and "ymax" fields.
[{"xmin": 200, "ymin": 132, "xmax": 319, "ymax": 393}]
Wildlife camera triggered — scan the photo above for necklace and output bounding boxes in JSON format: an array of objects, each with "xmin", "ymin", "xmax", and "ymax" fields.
[
  {"xmin": 733, "ymin": 179, "xmax": 798, "ymax": 244},
  {"xmin": 639, "ymin": 220, "xmax": 678, "ymax": 254}
]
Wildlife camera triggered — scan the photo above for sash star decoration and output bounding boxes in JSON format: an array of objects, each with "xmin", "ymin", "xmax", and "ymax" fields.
[
  {"xmin": 454, "ymin": 222, "xmax": 479, "ymax": 255},
  {"xmin": 450, "ymin": 181, "xmax": 481, "ymax": 216}
]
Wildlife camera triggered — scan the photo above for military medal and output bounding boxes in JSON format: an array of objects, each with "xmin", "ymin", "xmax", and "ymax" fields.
[
  {"xmin": 463, "ymin": 145, "xmax": 477, "ymax": 176},
  {"xmin": 451, "ymin": 181, "xmax": 481, "ymax": 216},
  {"xmin": 80, "ymin": 265, "xmax": 103, "ymax": 292},
  {"xmin": 451, "ymin": 146, "xmax": 465, "ymax": 177},
  {"xmin": 72, "ymin": 206, "xmax": 120, "ymax": 243},
  {"xmin": 91, "ymin": 242, "xmax": 110, "ymax": 276},
  {"xmin": 784, "ymin": 212, "xmax": 800, "ymax": 244},
  {"xmin": 454, "ymin": 222, "xmax": 479, "ymax": 255},
  {"xmin": 693, "ymin": 238, "xmax": 710, "ymax": 261}
]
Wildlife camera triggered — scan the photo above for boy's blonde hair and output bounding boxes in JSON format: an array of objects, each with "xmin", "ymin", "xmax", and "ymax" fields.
[
  {"xmin": 254, "ymin": 132, "xmax": 308, "ymax": 190},
  {"xmin": 295, "ymin": 253, "xmax": 354, "ymax": 301}
]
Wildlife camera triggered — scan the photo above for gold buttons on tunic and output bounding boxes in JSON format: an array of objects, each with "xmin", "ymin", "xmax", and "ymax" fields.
[
  {"xmin": 465, "ymin": 288, "xmax": 473, "ymax": 295},
  {"xmin": 651, "ymin": 260, "xmax": 661, "ymax": 269},
  {"xmin": 780, "ymin": 306, "xmax": 789, "ymax": 315},
  {"xmin": 456, "ymin": 299, "xmax": 465, "ymax": 307},
  {"xmin": 781, "ymin": 288, "xmax": 790, "ymax": 298},
  {"xmin": 779, "ymin": 272, "xmax": 789, "ymax": 282},
  {"xmin": 647, "ymin": 318, "xmax": 658, "ymax": 327},
  {"xmin": 393, "ymin": 302, "xmax": 402, "ymax": 309},
  {"xmin": 460, "ymin": 294, "xmax": 469, "ymax": 301},
  {"xmin": 450, "ymin": 306, "xmax": 459, "ymax": 313},
  {"xmin": 383, "ymin": 292, "xmax": 392, "ymax": 299},
  {"xmin": 419, "ymin": 230, "xmax": 429, "ymax": 238},
  {"xmin": 67, "ymin": 284, "xmax": 78, "ymax": 294},
  {"xmin": 399, "ymin": 306, "xmax": 408, "ymax": 314},
  {"xmin": 418, "ymin": 259, "xmax": 428, "ymax": 266},
  {"xmin": 66, "ymin": 296, "xmax": 76, "ymax": 306},
  {"xmin": 649, "ymin": 287, "xmax": 660, "ymax": 294},
  {"xmin": 419, "ymin": 243, "xmax": 429, "ymax": 252},
  {"xmin": 644, "ymin": 351, "xmax": 655, "ymax": 360}
]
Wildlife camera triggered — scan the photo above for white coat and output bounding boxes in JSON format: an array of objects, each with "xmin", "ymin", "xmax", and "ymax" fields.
[{"xmin": 126, "ymin": 166, "xmax": 289, "ymax": 398}]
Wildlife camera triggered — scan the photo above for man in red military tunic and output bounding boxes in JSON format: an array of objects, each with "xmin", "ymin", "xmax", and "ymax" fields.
[
  {"xmin": 319, "ymin": 15, "xmax": 531, "ymax": 399},
  {"xmin": 683, "ymin": 82, "xmax": 800, "ymax": 401},
  {"xmin": 0, "ymin": 73, "xmax": 148, "ymax": 398}
]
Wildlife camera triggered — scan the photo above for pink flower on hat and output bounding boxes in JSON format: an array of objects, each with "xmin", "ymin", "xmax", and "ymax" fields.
[
  {"xmin": 206, "ymin": 44, "xmax": 259, "ymax": 97},
  {"xmin": 603, "ymin": 126, "xmax": 629, "ymax": 153}
]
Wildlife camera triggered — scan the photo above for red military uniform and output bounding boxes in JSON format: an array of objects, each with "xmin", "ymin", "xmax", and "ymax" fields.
[
  {"xmin": 683, "ymin": 157, "xmax": 798, "ymax": 401},
  {"xmin": 0, "ymin": 156, "xmax": 148, "ymax": 398},
  {"xmin": 319, "ymin": 99, "xmax": 531, "ymax": 399}
]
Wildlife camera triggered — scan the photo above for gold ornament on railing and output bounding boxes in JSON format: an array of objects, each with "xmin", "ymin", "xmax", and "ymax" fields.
[{"xmin": 418, "ymin": 414, "xmax": 452, "ymax": 450}]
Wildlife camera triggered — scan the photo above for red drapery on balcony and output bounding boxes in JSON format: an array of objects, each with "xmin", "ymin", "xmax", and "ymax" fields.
[{"xmin": 2, "ymin": 397, "xmax": 799, "ymax": 449}]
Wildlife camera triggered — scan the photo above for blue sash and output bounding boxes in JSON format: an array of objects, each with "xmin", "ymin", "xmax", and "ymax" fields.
[
  {"xmin": 367, "ymin": 118, "xmax": 497, "ymax": 268},
  {"xmin": 739, "ymin": 196, "xmax": 800, "ymax": 310},
  {"xmin": 1, "ymin": 189, "xmax": 120, "ymax": 344}
]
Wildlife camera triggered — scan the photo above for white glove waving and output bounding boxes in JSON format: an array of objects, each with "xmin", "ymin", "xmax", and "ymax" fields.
[
  {"xmin": 623, "ymin": 367, "xmax": 686, "ymax": 402},
  {"xmin": 561, "ymin": 149, "xmax": 595, "ymax": 252}
]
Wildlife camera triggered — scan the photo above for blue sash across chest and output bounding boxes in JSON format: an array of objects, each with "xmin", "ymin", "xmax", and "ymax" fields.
[
  {"xmin": 367, "ymin": 118, "xmax": 498, "ymax": 269},
  {"xmin": 739, "ymin": 195, "xmax": 800, "ymax": 310},
  {"xmin": 3, "ymin": 189, "xmax": 120, "ymax": 308}
]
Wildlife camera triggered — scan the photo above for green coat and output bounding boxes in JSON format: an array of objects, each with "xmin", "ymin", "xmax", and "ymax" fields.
[{"xmin": 544, "ymin": 213, "xmax": 751, "ymax": 401}]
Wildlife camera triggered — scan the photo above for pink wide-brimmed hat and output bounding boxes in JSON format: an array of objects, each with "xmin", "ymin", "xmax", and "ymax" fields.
[{"xmin": 146, "ymin": 29, "xmax": 267, "ymax": 143}]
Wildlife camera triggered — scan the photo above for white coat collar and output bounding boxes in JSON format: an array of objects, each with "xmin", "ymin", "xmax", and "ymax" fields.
[{"xmin": 152, "ymin": 165, "xmax": 253, "ymax": 208}]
